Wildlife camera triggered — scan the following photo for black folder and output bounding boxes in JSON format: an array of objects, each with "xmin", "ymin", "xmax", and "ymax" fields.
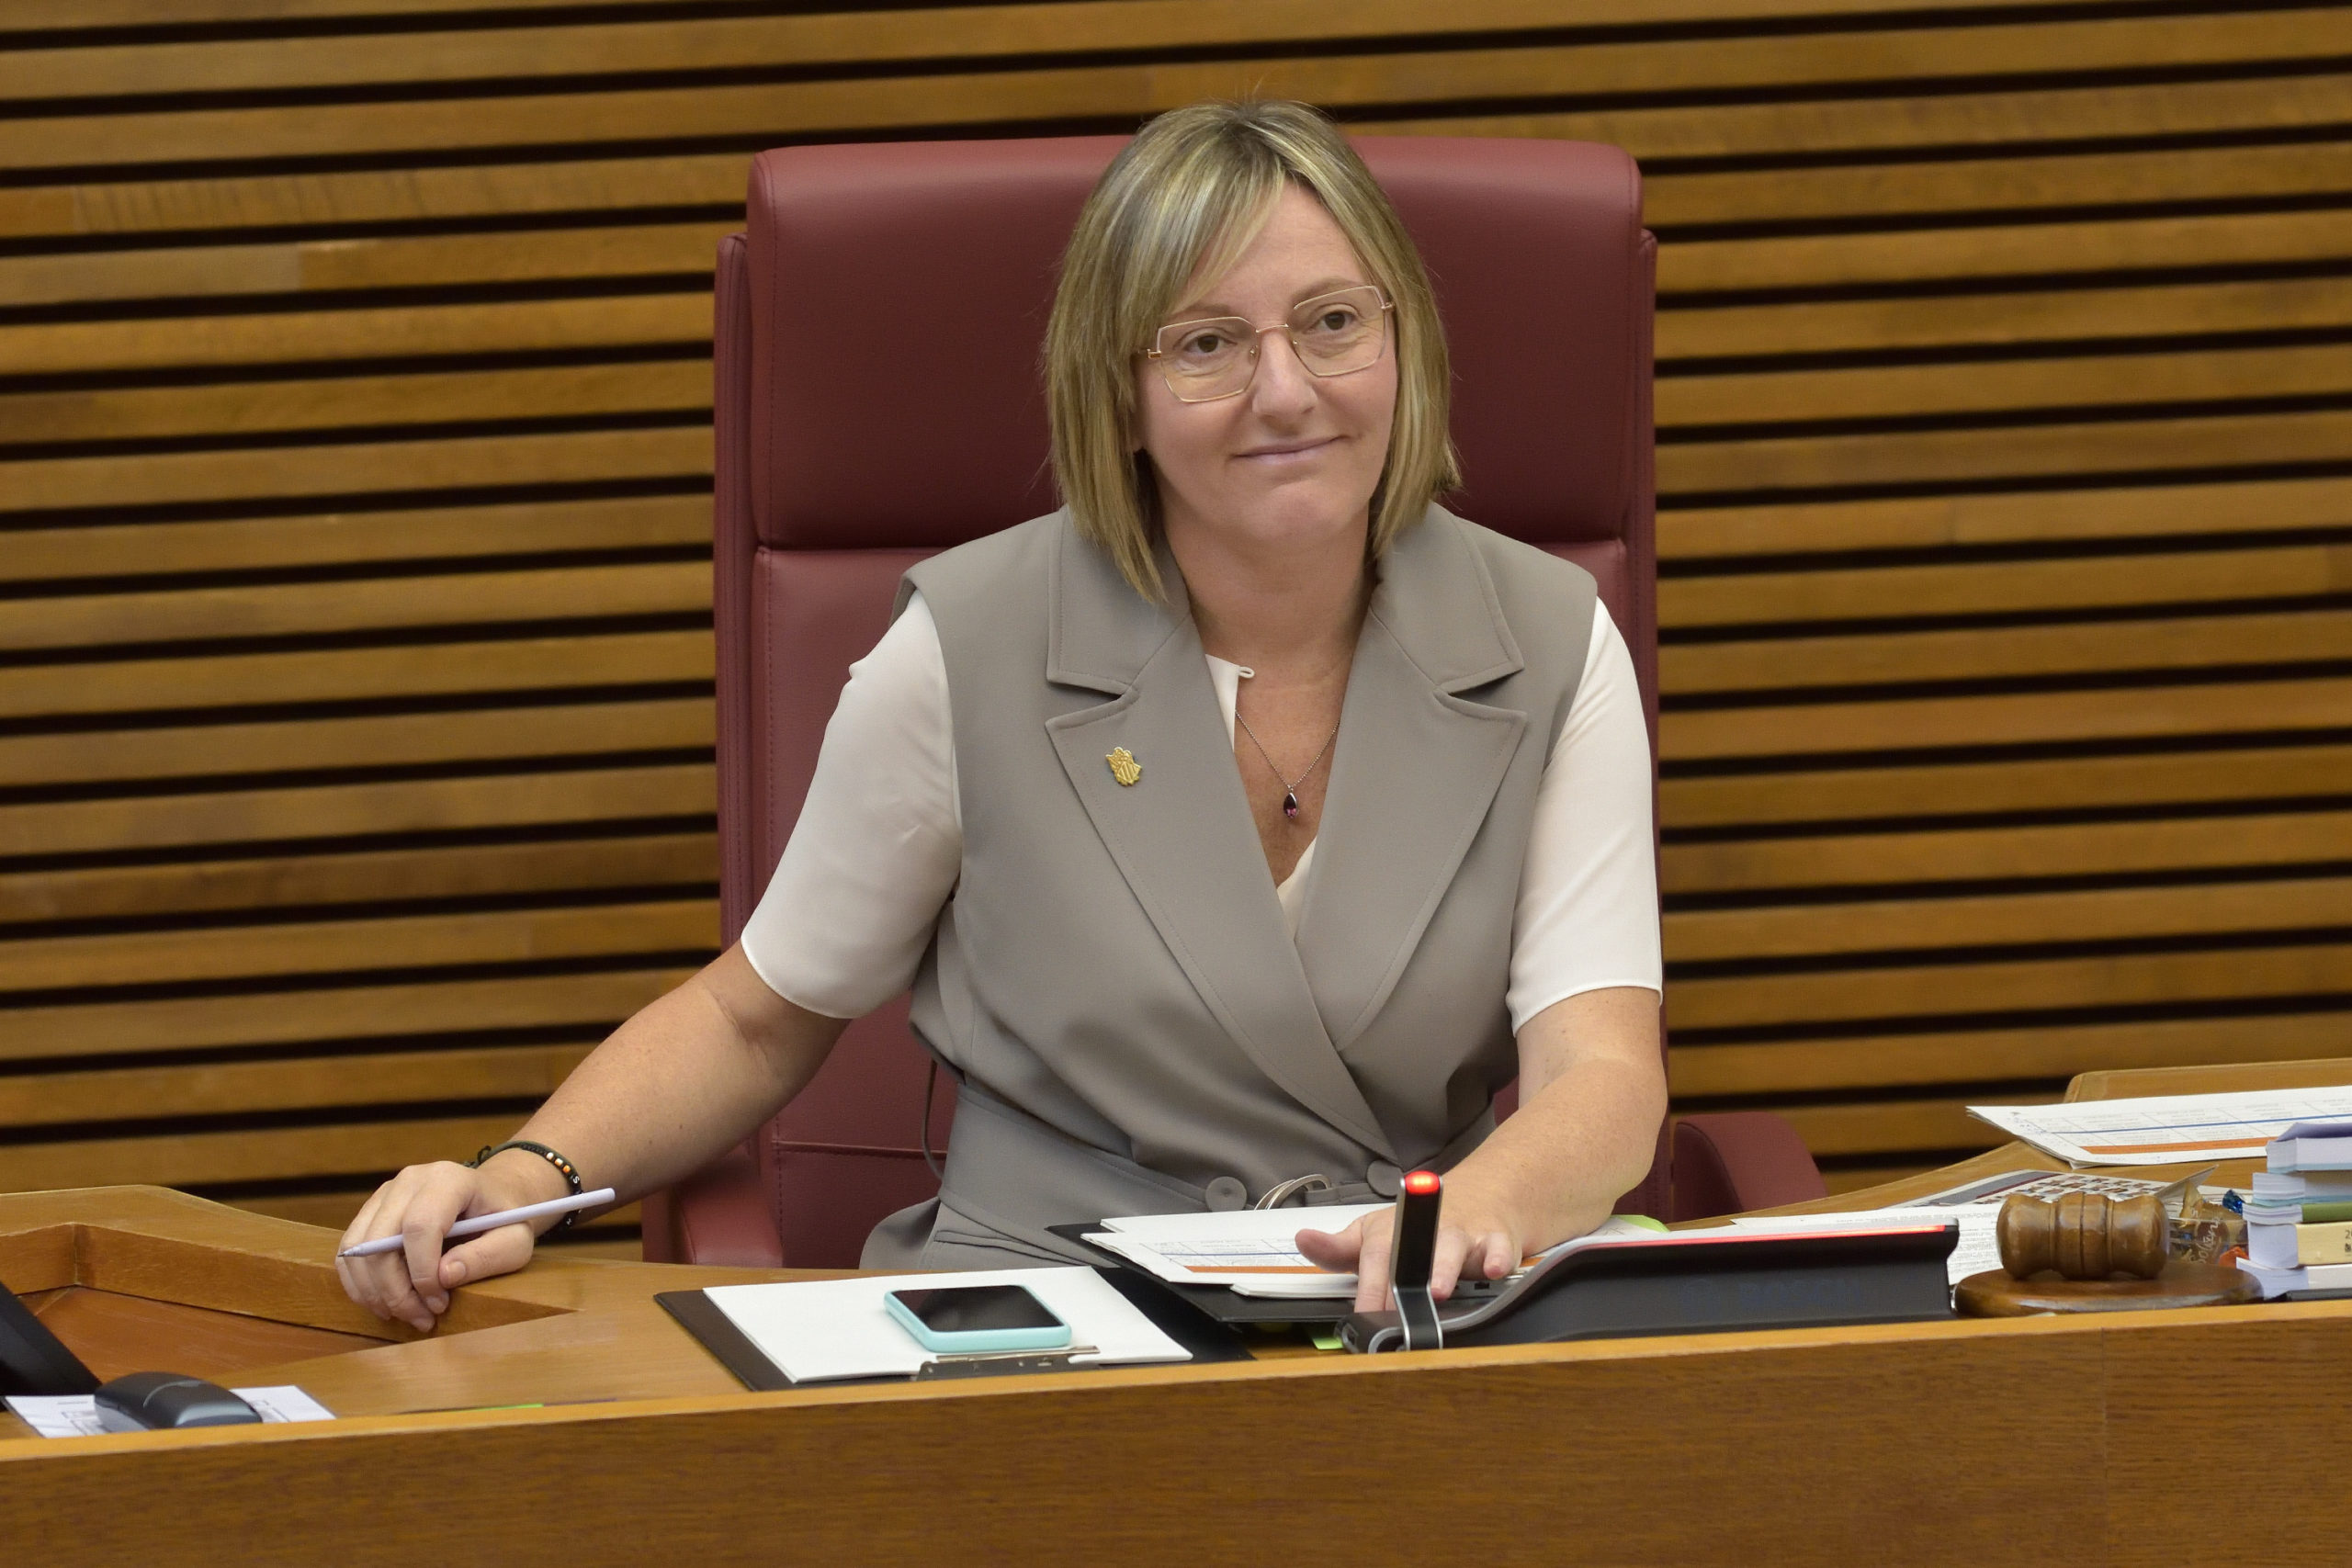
[
  {"xmin": 658, "ymin": 1265, "xmax": 1250, "ymax": 1391},
  {"xmin": 1057, "ymin": 1219, "xmax": 1958, "ymax": 1346},
  {"xmin": 0, "ymin": 1279, "xmax": 99, "ymax": 1398}
]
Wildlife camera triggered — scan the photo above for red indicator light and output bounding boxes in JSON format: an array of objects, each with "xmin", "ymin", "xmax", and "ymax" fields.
[{"xmin": 1403, "ymin": 1170, "xmax": 1441, "ymax": 1196}]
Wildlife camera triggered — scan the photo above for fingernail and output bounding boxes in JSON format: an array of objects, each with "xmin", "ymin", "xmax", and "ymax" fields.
[
  {"xmin": 424, "ymin": 1293, "xmax": 447, "ymax": 1313},
  {"xmin": 444, "ymin": 1258, "xmax": 467, "ymax": 1283}
]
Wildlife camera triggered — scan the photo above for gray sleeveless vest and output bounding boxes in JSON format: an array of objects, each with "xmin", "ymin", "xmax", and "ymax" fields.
[{"xmin": 863, "ymin": 505, "xmax": 1597, "ymax": 1269}]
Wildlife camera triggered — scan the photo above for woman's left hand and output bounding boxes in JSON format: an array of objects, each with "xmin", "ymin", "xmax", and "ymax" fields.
[{"xmin": 1295, "ymin": 1185, "xmax": 1526, "ymax": 1313}]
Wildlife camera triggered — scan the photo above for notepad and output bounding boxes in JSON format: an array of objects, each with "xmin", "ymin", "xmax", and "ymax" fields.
[
  {"xmin": 1968, "ymin": 1086, "xmax": 2352, "ymax": 1167},
  {"xmin": 697, "ymin": 1267, "xmax": 1192, "ymax": 1384}
]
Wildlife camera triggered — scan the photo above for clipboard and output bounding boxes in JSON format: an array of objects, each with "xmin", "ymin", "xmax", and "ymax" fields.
[
  {"xmin": 1056, "ymin": 1219, "xmax": 1959, "ymax": 1348},
  {"xmin": 659, "ymin": 1265, "xmax": 1251, "ymax": 1390}
]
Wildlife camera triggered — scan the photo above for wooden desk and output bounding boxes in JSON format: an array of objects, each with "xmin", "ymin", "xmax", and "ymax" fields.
[{"xmin": 7, "ymin": 1061, "xmax": 2351, "ymax": 1567}]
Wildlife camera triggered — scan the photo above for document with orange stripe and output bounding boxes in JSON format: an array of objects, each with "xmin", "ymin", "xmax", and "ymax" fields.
[{"xmin": 1969, "ymin": 1085, "xmax": 2352, "ymax": 1168}]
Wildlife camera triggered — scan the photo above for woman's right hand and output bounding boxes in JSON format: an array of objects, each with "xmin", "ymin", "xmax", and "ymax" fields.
[{"xmin": 335, "ymin": 1156, "xmax": 553, "ymax": 1332}]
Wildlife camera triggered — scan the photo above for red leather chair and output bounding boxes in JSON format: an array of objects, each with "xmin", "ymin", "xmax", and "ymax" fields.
[{"xmin": 641, "ymin": 133, "xmax": 1823, "ymax": 1266}]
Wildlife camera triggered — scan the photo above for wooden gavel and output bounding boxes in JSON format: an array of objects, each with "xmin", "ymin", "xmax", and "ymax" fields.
[{"xmin": 1996, "ymin": 1191, "xmax": 2169, "ymax": 1280}]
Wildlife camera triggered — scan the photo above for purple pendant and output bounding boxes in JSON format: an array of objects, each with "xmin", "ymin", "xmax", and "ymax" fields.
[{"xmin": 1283, "ymin": 791, "xmax": 1299, "ymax": 820}]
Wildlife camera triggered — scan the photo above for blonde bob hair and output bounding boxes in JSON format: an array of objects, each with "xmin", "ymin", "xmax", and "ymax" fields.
[{"xmin": 1046, "ymin": 100, "xmax": 1459, "ymax": 600}]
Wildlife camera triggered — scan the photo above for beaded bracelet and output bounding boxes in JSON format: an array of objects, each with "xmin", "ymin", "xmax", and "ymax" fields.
[{"xmin": 469, "ymin": 1139, "xmax": 586, "ymax": 1232}]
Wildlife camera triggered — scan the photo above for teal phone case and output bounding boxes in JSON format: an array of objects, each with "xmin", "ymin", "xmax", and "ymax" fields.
[{"xmin": 884, "ymin": 1290, "xmax": 1071, "ymax": 1354}]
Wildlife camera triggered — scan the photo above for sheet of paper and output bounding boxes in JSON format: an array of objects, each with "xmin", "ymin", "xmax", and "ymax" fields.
[
  {"xmin": 1712, "ymin": 1208, "xmax": 1997, "ymax": 1288},
  {"xmin": 1084, "ymin": 1204, "xmax": 1385, "ymax": 1292},
  {"xmin": 5, "ymin": 1384, "xmax": 334, "ymax": 1439},
  {"xmin": 1968, "ymin": 1085, "xmax": 2352, "ymax": 1167},
  {"xmin": 701, "ymin": 1266, "xmax": 1190, "ymax": 1384},
  {"xmin": 1096, "ymin": 1205, "xmax": 1385, "ymax": 1238},
  {"xmin": 1091, "ymin": 1212, "xmax": 1668, "ymax": 1297}
]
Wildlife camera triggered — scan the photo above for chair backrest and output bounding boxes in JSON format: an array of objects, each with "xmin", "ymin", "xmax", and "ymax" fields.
[{"xmin": 663, "ymin": 133, "xmax": 1660, "ymax": 1266}]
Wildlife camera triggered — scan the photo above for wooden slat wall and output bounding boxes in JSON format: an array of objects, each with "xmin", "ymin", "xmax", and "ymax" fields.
[{"xmin": 2, "ymin": 2, "xmax": 2346, "ymax": 1242}]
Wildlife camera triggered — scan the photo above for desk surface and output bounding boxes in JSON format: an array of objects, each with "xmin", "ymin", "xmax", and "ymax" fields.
[{"xmin": 6, "ymin": 1056, "xmax": 2351, "ymax": 1567}]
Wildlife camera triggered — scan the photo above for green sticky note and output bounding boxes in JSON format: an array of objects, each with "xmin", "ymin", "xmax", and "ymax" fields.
[
  {"xmin": 1618, "ymin": 1214, "xmax": 1668, "ymax": 1233},
  {"xmin": 1310, "ymin": 1333, "xmax": 1344, "ymax": 1351}
]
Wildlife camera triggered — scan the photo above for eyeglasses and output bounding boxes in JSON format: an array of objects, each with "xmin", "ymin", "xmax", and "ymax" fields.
[{"xmin": 1145, "ymin": 284, "xmax": 1393, "ymax": 403}]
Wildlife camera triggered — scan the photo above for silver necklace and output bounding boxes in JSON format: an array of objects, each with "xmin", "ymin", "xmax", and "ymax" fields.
[{"xmin": 1233, "ymin": 708, "xmax": 1338, "ymax": 822}]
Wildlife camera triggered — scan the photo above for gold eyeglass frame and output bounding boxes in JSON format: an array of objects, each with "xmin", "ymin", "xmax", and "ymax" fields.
[{"xmin": 1144, "ymin": 285, "xmax": 1395, "ymax": 403}]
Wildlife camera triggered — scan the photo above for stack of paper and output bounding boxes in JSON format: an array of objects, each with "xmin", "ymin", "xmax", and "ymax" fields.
[
  {"xmin": 1080, "ymin": 1204, "xmax": 1386, "ymax": 1298},
  {"xmin": 1081, "ymin": 1209, "xmax": 1685, "ymax": 1299},
  {"xmin": 1968, "ymin": 1087, "xmax": 2352, "ymax": 1168},
  {"xmin": 2240, "ymin": 1121, "xmax": 2352, "ymax": 1296}
]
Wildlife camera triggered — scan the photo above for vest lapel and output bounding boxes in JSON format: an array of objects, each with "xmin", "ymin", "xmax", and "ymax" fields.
[
  {"xmin": 1295, "ymin": 509, "xmax": 1530, "ymax": 1051},
  {"xmin": 1042, "ymin": 522, "xmax": 1394, "ymax": 1158}
]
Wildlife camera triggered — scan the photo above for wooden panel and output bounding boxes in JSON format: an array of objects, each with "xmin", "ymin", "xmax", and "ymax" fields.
[
  {"xmin": 6, "ymin": 427, "xmax": 708, "ymax": 512},
  {"xmin": 1662, "ymin": 545, "xmax": 2351, "ymax": 628},
  {"xmin": 1660, "ymin": 743, "xmax": 2352, "ymax": 829},
  {"xmin": 0, "ymin": 900, "xmax": 718, "ymax": 995},
  {"xmin": 1658, "ymin": 273, "xmax": 2352, "ymax": 361},
  {"xmin": 0, "ymin": 833, "xmax": 715, "ymax": 926},
  {"xmin": 1662, "ymin": 475, "xmax": 2352, "ymax": 559},
  {"xmin": 0, "ymin": 969, "xmax": 692, "ymax": 1065},
  {"xmin": 0, "ymin": 632, "xmax": 714, "ymax": 722},
  {"xmin": 14, "ymin": 12, "xmax": 2338, "ymax": 170},
  {"xmin": 0, "ymin": 295, "xmax": 707, "ymax": 378},
  {"xmin": 1661, "ymin": 809, "xmax": 2352, "ymax": 893},
  {"xmin": 0, "ymin": 223, "xmax": 735, "ymax": 309},
  {"xmin": 1660, "ymin": 344, "xmax": 2352, "ymax": 429},
  {"xmin": 32, "ymin": 1287, "xmax": 384, "ymax": 1383},
  {"xmin": 1666, "ymin": 874, "xmax": 2352, "ymax": 963},
  {"xmin": 1661, "ymin": 207, "xmax": 2352, "ymax": 296},
  {"xmin": 0, "ymin": 365, "xmax": 712, "ymax": 447},
  {"xmin": 1672, "ymin": 1013, "xmax": 2352, "ymax": 1097},
  {"xmin": 1820, "ymin": 1162, "xmax": 1939, "ymax": 1195},
  {"xmin": 1, "ymin": 0, "xmax": 2130, "ymax": 99},
  {"xmin": 0, "ymin": 698, "xmax": 710, "ymax": 789},
  {"xmin": 20, "ymin": 197, "xmax": 2341, "ymax": 316},
  {"xmin": 1663, "ymin": 677, "xmax": 2352, "ymax": 761},
  {"xmin": 0, "ymin": 562, "xmax": 710, "ymax": 652},
  {"xmin": 0, "ymin": 153, "xmax": 749, "ymax": 243},
  {"xmin": 1663, "ymin": 609, "xmax": 2352, "ymax": 694},
  {"xmin": 0, "ymin": 1044, "xmax": 595, "ymax": 1128},
  {"xmin": 0, "ymin": 767, "xmax": 716, "ymax": 858},
  {"xmin": 1662, "ymin": 409, "xmax": 2352, "ymax": 496},
  {"xmin": 1374, "ymin": 71, "xmax": 2352, "ymax": 162},
  {"xmin": 1648, "ymin": 139, "xmax": 2352, "ymax": 227},
  {"xmin": 0, "ymin": 0, "xmax": 2124, "ymax": 34},
  {"xmin": 1668, "ymin": 941, "xmax": 2352, "ymax": 1032},
  {"xmin": 0, "ymin": 1188, "xmax": 2197, "ymax": 1568},
  {"xmin": 0, "ymin": 496, "xmax": 708, "ymax": 585},
  {"xmin": 4, "ymin": 0, "xmax": 2348, "ymax": 1213},
  {"xmin": 0, "ymin": 1115, "xmax": 524, "ymax": 1190},
  {"xmin": 1763, "ymin": 1097, "xmax": 2008, "ymax": 1159},
  {"xmin": 17, "ymin": 77, "xmax": 2333, "ymax": 248}
]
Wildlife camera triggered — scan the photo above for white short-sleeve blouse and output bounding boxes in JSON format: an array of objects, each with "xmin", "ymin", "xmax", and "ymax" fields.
[{"xmin": 741, "ymin": 592, "xmax": 1662, "ymax": 1033}]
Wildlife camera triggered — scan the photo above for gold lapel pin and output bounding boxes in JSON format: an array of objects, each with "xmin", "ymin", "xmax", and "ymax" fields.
[{"xmin": 1105, "ymin": 747, "xmax": 1142, "ymax": 787}]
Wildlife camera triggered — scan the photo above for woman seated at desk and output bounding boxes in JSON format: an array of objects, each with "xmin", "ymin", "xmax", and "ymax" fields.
[{"xmin": 339, "ymin": 98, "xmax": 1667, "ymax": 1334}]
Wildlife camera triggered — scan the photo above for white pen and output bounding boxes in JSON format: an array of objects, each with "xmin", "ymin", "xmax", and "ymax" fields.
[{"xmin": 336, "ymin": 1188, "xmax": 617, "ymax": 1258}]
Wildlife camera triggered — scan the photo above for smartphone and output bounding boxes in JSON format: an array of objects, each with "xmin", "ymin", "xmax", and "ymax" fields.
[{"xmin": 883, "ymin": 1284, "xmax": 1071, "ymax": 1354}]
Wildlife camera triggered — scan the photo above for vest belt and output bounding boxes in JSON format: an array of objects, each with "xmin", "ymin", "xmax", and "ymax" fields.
[{"xmin": 934, "ymin": 1080, "xmax": 1493, "ymax": 1262}]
